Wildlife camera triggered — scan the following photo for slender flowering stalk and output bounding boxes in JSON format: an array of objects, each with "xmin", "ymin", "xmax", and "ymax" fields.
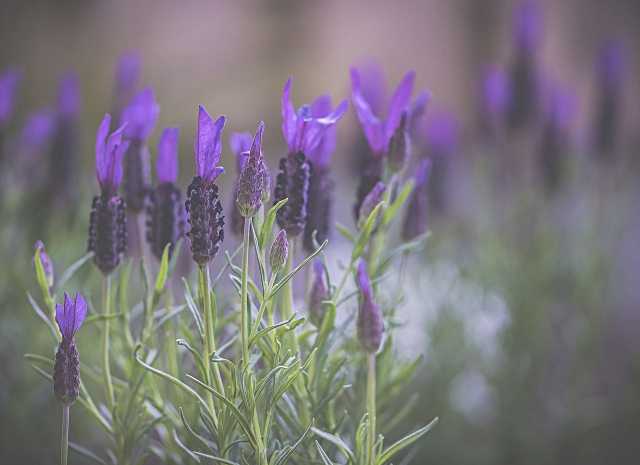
[
  {"xmin": 402, "ymin": 159, "xmax": 432, "ymax": 241},
  {"xmin": 237, "ymin": 122, "xmax": 268, "ymax": 365},
  {"xmin": 538, "ymin": 85, "xmax": 575, "ymax": 193},
  {"xmin": 351, "ymin": 65, "xmax": 415, "ymax": 221},
  {"xmin": 592, "ymin": 40, "xmax": 626, "ymax": 157},
  {"xmin": 507, "ymin": 1, "xmax": 541, "ymax": 130},
  {"xmin": 229, "ymin": 132, "xmax": 252, "ymax": 237},
  {"xmin": 355, "ymin": 260, "xmax": 383, "ymax": 465},
  {"xmin": 185, "ymin": 105, "xmax": 226, "ymax": 416},
  {"xmin": 146, "ymin": 127, "xmax": 184, "ymax": 259},
  {"xmin": 120, "ymin": 87, "xmax": 159, "ymax": 213},
  {"xmin": 53, "ymin": 293, "xmax": 87, "ymax": 465},
  {"xmin": 49, "ymin": 73, "xmax": 81, "ymax": 204}
]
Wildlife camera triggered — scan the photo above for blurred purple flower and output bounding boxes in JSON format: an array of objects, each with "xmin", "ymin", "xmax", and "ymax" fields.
[
  {"xmin": 113, "ymin": 52, "xmax": 141, "ymax": 116},
  {"xmin": 407, "ymin": 91, "xmax": 431, "ymax": 137},
  {"xmin": 351, "ymin": 66, "xmax": 415, "ymax": 157},
  {"xmin": 425, "ymin": 111, "xmax": 460, "ymax": 157},
  {"xmin": 597, "ymin": 40, "xmax": 626, "ymax": 90},
  {"xmin": 483, "ymin": 67, "xmax": 511, "ymax": 118},
  {"xmin": 0, "ymin": 69, "xmax": 20, "ymax": 125},
  {"xmin": 230, "ymin": 132, "xmax": 252, "ymax": 172},
  {"xmin": 120, "ymin": 88, "xmax": 159, "ymax": 141},
  {"xmin": 20, "ymin": 109, "xmax": 56, "ymax": 155},
  {"xmin": 306, "ymin": 95, "xmax": 343, "ymax": 169},
  {"xmin": 281, "ymin": 77, "xmax": 348, "ymax": 157},
  {"xmin": 402, "ymin": 159, "xmax": 431, "ymax": 241},
  {"xmin": 34, "ymin": 240, "xmax": 55, "ymax": 289},
  {"xmin": 194, "ymin": 105, "xmax": 225, "ymax": 183},
  {"xmin": 57, "ymin": 72, "xmax": 81, "ymax": 120},
  {"xmin": 358, "ymin": 181, "xmax": 386, "ymax": 229},
  {"xmin": 309, "ymin": 260, "xmax": 329, "ymax": 327},
  {"xmin": 514, "ymin": 1, "xmax": 541, "ymax": 53},
  {"xmin": 95, "ymin": 113, "xmax": 129, "ymax": 196},
  {"xmin": 156, "ymin": 127, "xmax": 179, "ymax": 184}
]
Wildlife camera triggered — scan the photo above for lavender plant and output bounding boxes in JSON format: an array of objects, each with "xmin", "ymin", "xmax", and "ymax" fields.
[{"xmin": 23, "ymin": 70, "xmax": 437, "ymax": 465}]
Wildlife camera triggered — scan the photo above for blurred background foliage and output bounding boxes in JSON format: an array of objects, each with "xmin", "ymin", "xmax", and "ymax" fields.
[{"xmin": 1, "ymin": 0, "xmax": 639, "ymax": 463}]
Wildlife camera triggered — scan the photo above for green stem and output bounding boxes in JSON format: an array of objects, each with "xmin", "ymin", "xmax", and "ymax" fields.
[
  {"xmin": 60, "ymin": 404, "xmax": 69, "ymax": 465},
  {"xmin": 197, "ymin": 265, "xmax": 219, "ymax": 426},
  {"xmin": 281, "ymin": 238, "xmax": 299, "ymax": 353},
  {"xmin": 103, "ymin": 275, "xmax": 115, "ymax": 408},
  {"xmin": 366, "ymin": 353, "xmax": 377, "ymax": 465},
  {"xmin": 240, "ymin": 217, "xmax": 252, "ymax": 366}
]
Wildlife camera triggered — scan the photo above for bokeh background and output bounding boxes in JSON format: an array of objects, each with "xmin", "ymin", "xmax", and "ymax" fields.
[{"xmin": 1, "ymin": 0, "xmax": 639, "ymax": 463}]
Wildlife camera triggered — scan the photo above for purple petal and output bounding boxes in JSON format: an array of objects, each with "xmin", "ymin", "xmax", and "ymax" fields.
[
  {"xmin": 426, "ymin": 111, "xmax": 459, "ymax": 157},
  {"xmin": 250, "ymin": 121, "xmax": 265, "ymax": 162},
  {"xmin": 55, "ymin": 292, "xmax": 87, "ymax": 340},
  {"xmin": 311, "ymin": 95, "xmax": 332, "ymax": 117},
  {"xmin": 514, "ymin": 1, "xmax": 541, "ymax": 52},
  {"xmin": 598, "ymin": 40, "xmax": 626, "ymax": 89},
  {"xmin": 357, "ymin": 61, "xmax": 387, "ymax": 115},
  {"xmin": 230, "ymin": 132, "xmax": 253, "ymax": 171},
  {"xmin": 120, "ymin": 87, "xmax": 159, "ymax": 141},
  {"xmin": 57, "ymin": 72, "xmax": 81, "ymax": 119},
  {"xmin": 195, "ymin": 106, "xmax": 226, "ymax": 182},
  {"xmin": 351, "ymin": 68, "xmax": 386, "ymax": 154},
  {"xmin": 115, "ymin": 52, "xmax": 141, "ymax": 96},
  {"xmin": 316, "ymin": 99, "xmax": 348, "ymax": 125},
  {"xmin": 0, "ymin": 69, "xmax": 21, "ymax": 124},
  {"xmin": 96, "ymin": 114, "xmax": 128, "ymax": 193},
  {"xmin": 281, "ymin": 78, "xmax": 297, "ymax": 151},
  {"xmin": 414, "ymin": 158, "xmax": 432, "ymax": 187},
  {"xmin": 20, "ymin": 109, "xmax": 56, "ymax": 154},
  {"xmin": 384, "ymin": 70, "xmax": 415, "ymax": 146},
  {"xmin": 157, "ymin": 127, "xmax": 179, "ymax": 183},
  {"xmin": 408, "ymin": 91, "xmax": 431, "ymax": 135},
  {"xmin": 95, "ymin": 114, "xmax": 112, "ymax": 184},
  {"xmin": 483, "ymin": 67, "xmax": 511, "ymax": 116}
]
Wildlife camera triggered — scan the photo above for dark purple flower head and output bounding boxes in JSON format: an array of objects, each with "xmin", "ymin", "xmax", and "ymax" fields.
[
  {"xmin": 20, "ymin": 109, "xmax": 56, "ymax": 155},
  {"xmin": 55, "ymin": 292, "xmax": 87, "ymax": 342},
  {"xmin": 351, "ymin": 66, "xmax": 415, "ymax": 157},
  {"xmin": 120, "ymin": 87, "xmax": 159, "ymax": 141},
  {"xmin": 425, "ymin": 111, "xmax": 460, "ymax": 157},
  {"xmin": 356, "ymin": 260, "xmax": 383, "ymax": 353},
  {"xmin": 115, "ymin": 52, "xmax": 141, "ymax": 99},
  {"xmin": 194, "ymin": 105, "xmax": 226, "ymax": 183},
  {"xmin": 514, "ymin": 1, "xmax": 541, "ymax": 53},
  {"xmin": 358, "ymin": 181, "xmax": 386, "ymax": 229},
  {"xmin": 597, "ymin": 40, "xmax": 626, "ymax": 90},
  {"xmin": 230, "ymin": 132, "xmax": 252, "ymax": 172},
  {"xmin": 236, "ymin": 121, "xmax": 268, "ymax": 217},
  {"xmin": 96, "ymin": 113, "xmax": 130, "ymax": 196},
  {"xmin": 281, "ymin": 78, "xmax": 348, "ymax": 157},
  {"xmin": 0, "ymin": 69, "xmax": 20, "ymax": 125},
  {"xmin": 388, "ymin": 112, "xmax": 410, "ymax": 173},
  {"xmin": 483, "ymin": 67, "xmax": 511, "ymax": 118},
  {"xmin": 157, "ymin": 127, "xmax": 179, "ymax": 184},
  {"xmin": 57, "ymin": 72, "xmax": 81, "ymax": 120},
  {"xmin": 34, "ymin": 240, "xmax": 54, "ymax": 289},
  {"xmin": 269, "ymin": 229, "xmax": 289, "ymax": 273}
]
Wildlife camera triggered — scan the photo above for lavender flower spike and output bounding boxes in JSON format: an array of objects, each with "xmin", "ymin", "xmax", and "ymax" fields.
[
  {"xmin": 185, "ymin": 106, "xmax": 226, "ymax": 266},
  {"xmin": 229, "ymin": 132, "xmax": 253, "ymax": 237},
  {"xmin": 276, "ymin": 78, "xmax": 346, "ymax": 237},
  {"xmin": 89, "ymin": 114, "xmax": 129, "ymax": 275},
  {"xmin": 351, "ymin": 67, "xmax": 415, "ymax": 157},
  {"xmin": 0, "ymin": 69, "xmax": 20, "ymax": 126},
  {"xmin": 270, "ymin": 229, "xmax": 289, "ymax": 274},
  {"xmin": 237, "ymin": 121, "xmax": 269, "ymax": 218},
  {"xmin": 57, "ymin": 73, "xmax": 81, "ymax": 120},
  {"xmin": 53, "ymin": 293, "xmax": 87, "ymax": 405},
  {"xmin": 146, "ymin": 128, "xmax": 184, "ymax": 260},
  {"xmin": 356, "ymin": 260, "xmax": 383, "ymax": 353}
]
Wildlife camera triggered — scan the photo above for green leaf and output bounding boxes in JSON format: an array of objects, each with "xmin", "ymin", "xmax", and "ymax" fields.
[
  {"xmin": 311, "ymin": 427, "xmax": 356, "ymax": 464},
  {"xmin": 335, "ymin": 222, "xmax": 355, "ymax": 243},
  {"xmin": 382, "ymin": 179, "xmax": 414, "ymax": 227},
  {"xmin": 182, "ymin": 278, "xmax": 204, "ymax": 339},
  {"xmin": 273, "ymin": 422, "xmax": 312, "ymax": 465},
  {"xmin": 69, "ymin": 441, "xmax": 107, "ymax": 465},
  {"xmin": 377, "ymin": 417, "xmax": 439, "ymax": 465},
  {"xmin": 193, "ymin": 451, "xmax": 240, "ymax": 465},
  {"xmin": 269, "ymin": 240, "xmax": 328, "ymax": 298},
  {"xmin": 315, "ymin": 440, "xmax": 337, "ymax": 465},
  {"xmin": 26, "ymin": 292, "xmax": 58, "ymax": 341},
  {"xmin": 352, "ymin": 202, "xmax": 385, "ymax": 262},
  {"xmin": 260, "ymin": 198, "xmax": 288, "ymax": 249},
  {"xmin": 56, "ymin": 252, "xmax": 93, "ymax": 292},
  {"xmin": 154, "ymin": 243, "xmax": 171, "ymax": 295}
]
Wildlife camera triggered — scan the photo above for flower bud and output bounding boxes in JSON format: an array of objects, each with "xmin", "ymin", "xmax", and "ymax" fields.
[
  {"xmin": 269, "ymin": 229, "xmax": 288, "ymax": 273},
  {"xmin": 356, "ymin": 260, "xmax": 383, "ymax": 353},
  {"xmin": 33, "ymin": 240, "xmax": 54, "ymax": 289},
  {"xmin": 358, "ymin": 181, "xmax": 386, "ymax": 229},
  {"xmin": 309, "ymin": 260, "xmax": 330, "ymax": 327}
]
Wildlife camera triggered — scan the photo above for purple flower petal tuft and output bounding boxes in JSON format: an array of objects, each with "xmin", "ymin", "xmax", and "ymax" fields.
[
  {"xmin": 194, "ymin": 105, "xmax": 226, "ymax": 183},
  {"xmin": 55, "ymin": 292, "xmax": 87, "ymax": 341},
  {"xmin": 57, "ymin": 72, "xmax": 81, "ymax": 119},
  {"xmin": 230, "ymin": 132, "xmax": 253, "ymax": 172},
  {"xmin": 157, "ymin": 127, "xmax": 179, "ymax": 183},
  {"xmin": 120, "ymin": 87, "xmax": 159, "ymax": 141},
  {"xmin": 96, "ymin": 114, "xmax": 130, "ymax": 195}
]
